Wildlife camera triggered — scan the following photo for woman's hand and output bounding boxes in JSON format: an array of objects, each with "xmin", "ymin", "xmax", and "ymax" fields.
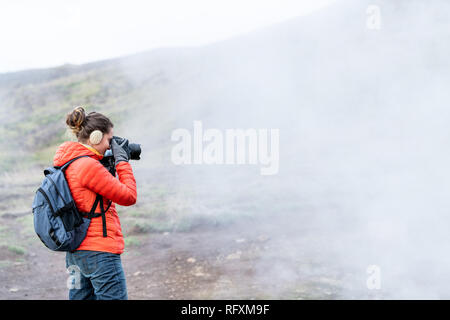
[{"xmin": 111, "ymin": 138, "xmax": 129, "ymax": 166}]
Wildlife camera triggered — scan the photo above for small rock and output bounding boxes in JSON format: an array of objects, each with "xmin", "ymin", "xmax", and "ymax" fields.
[
  {"xmin": 163, "ymin": 232, "xmax": 170, "ymax": 236},
  {"xmin": 318, "ymin": 277, "xmax": 340, "ymax": 286},
  {"xmin": 187, "ymin": 257, "xmax": 196, "ymax": 263},
  {"xmin": 235, "ymin": 238, "xmax": 246, "ymax": 243},
  {"xmin": 257, "ymin": 235, "xmax": 269, "ymax": 242},
  {"xmin": 133, "ymin": 271, "xmax": 142, "ymax": 276},
  {"xmin": 193, "ymin": 266, "xmax": 209, "ymax": 277},
  {"xmin": 194, "ymin": 272, "xmax": 206, "ymax": 277},
  {"xmin": 226, "ymin": 250, "xmax": 242, "ymax": 260},
  {"xmin": 9, "ymin": 288, "xmax": 19, "ymax": 292}
]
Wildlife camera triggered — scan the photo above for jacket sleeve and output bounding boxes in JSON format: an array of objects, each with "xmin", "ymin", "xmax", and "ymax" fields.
[{"xmin": 78, "ymin": 158, "xmax": 137, "ymax": 206}]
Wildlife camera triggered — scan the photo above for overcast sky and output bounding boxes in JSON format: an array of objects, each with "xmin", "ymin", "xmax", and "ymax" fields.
[{"xmin": 0, "ymin": 0, "xmax": 336, "ymax": 74}]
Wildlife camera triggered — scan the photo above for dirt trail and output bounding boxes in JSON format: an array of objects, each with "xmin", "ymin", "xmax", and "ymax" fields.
[
  {"xmin": 0, "ymin": 217, "xmax": 362, "ymax": 300},
  {"xmin": 6, "ymin": 219, "xmax": 386, "ymax": 301},
  {"xmin": 0, "ymin": 226, "xmax": 244, "ymax": 299},
  {"xmin": 0, "ymin": 223, "xmax": 275, "ymax": 299}
]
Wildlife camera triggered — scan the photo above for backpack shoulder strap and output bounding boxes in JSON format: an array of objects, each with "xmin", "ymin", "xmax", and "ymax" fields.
[
  {"xmin": 59, "ymin": 155, "xmax": 91, "ymax": 172},
  {"xmin": 59, "ymin": 155, "xmax": 110, "ymax": 238},
  {"xmin": 86, "ymin": 194, "xmax": 109, "ymax": 238}
]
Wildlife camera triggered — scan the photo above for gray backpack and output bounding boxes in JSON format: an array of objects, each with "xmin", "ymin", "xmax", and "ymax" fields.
[{"xmin": 32, "ymin": 156, "xmax": 109, "ymax": 252}]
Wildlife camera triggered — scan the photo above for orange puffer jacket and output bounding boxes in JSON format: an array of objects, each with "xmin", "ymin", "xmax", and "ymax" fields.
[{"xmin": 53, "ymin": 141, "xmax": 137, "ymax": 254}]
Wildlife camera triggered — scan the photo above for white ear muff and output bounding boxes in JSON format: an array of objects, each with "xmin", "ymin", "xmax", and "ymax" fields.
[{"xmin": 89, "ymin": 130, "xmax": 103, "ymax": 145}]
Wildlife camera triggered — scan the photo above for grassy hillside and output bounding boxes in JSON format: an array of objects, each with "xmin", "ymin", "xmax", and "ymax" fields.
[{"xmin": 0, "ymin": 57, "xmax": 160, "ymax": 170}]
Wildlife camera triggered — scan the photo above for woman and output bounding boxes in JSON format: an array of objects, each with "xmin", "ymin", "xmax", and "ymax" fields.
[{"xmin": 55, "ymin": 106, "xmax": 137, "ymax": 300}]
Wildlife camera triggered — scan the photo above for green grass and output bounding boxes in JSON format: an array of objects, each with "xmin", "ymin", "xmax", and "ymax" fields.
[
  {"xmin": 124, "ymin": 236, "xmax": 142, "ymax": 247},
  {"xmin": 0, "ymin": 154, "xmax": 16, "ymax": 173},
  {"xmin": 17, "ymin": 216, "xmax": 35, "ymax": 240},
  {"xmin": 32, "ymin": 144, "xmax": 60, "ymax": 165},
  {"xmin": 0, "ymin": 226, "xmax": 15, "ymax": 247},
  {"xmin": 7, "ymin": 245, "xmax": 26, "ymax": 255},
  {"xmin": 0, "ymin": 66, "xmax": 135, "ymax": 173},
  {"xmin": 0, "ymin": 260, "xmax": 12, "ymax": 269},
  {"xmin": 121, "ymin": 208, "xmax": 252, "ymax": 236}
]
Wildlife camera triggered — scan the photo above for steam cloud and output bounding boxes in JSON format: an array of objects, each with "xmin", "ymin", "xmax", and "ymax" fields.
[{"xmin": 114, "ymin": 0, "xmax": 450, "ymax": 298}]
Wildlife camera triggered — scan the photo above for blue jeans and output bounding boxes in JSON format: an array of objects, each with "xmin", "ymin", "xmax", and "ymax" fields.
[{"xmin": 66, "ymin": 250, "xmax": 128, "ymax": 300}]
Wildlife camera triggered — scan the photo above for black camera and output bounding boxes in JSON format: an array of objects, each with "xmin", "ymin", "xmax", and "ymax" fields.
[
  {"xmin": 100, "ymin": 136, "xmax": 141, "ymax": 176},
  {"xmin": 111, "ymin": 136, "xmax": 141, "ymax": 161}
]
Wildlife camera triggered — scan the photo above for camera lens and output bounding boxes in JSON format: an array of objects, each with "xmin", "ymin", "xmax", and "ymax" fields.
[{"xmin": 128, "ymin": 143, "xmax": 141, "ymax": 160}]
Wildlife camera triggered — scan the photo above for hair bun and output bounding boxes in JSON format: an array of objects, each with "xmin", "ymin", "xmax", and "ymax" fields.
[{"xmin": 66, "ymin": 106, "xmax": 86, "ymax": 135}]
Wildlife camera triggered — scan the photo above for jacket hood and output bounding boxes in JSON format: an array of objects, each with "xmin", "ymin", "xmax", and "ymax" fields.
[{"xmin": 53, "ymin": 141, "xmax": 103, "ymax": 167}]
